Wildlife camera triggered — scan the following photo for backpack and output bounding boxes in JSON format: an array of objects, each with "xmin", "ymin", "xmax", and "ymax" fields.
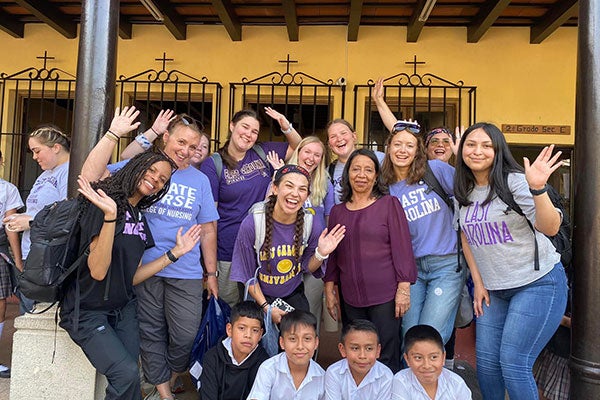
[
  {"xmin": 248, "ymin": 201, "xmax": 313, "ymax": 267},
  {"xmin": 210, "ymin": 144, "xmax": 268, "ymax": 180},
  {"xmin": 18, "ymin": 199, "xmax": 88, "ymax": 306},
  {"xmin": 497, "ymin": 184, "xmax": 572, "ymax": 271}
]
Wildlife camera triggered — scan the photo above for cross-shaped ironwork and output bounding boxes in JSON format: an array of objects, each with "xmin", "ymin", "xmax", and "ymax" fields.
[
  {"xmin": 36, "ymin": 51, "xmax": 55, "ymax": 69},
  {"xmin": 405, "ymin": 55, "xmax": 426, "ymax": 74},
  {"xmin": 278, "ymin": 54, "xmax": 298, "ymax": 74},
  {"xmin": 155, "ymin": 52, "xmax": 174, "ymax": 71}
]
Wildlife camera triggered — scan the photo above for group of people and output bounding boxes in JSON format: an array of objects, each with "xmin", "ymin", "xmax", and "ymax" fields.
[{"xmin": 0, "ymin": 92, "xmax": 568, "ymax": 400}]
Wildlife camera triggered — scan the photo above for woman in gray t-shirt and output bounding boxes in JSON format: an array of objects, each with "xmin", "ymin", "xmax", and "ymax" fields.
[{"xmin": 454, "ymin": 122, "xmax": 568, "ymax": 400}]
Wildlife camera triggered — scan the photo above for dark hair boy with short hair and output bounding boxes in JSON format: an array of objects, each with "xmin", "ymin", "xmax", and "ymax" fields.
[
  {"xmin": 200, "ymin": 301, "xmax": 269, "ymax": 400},
  {"xmin": 248, "ymin": 310, "xmax": 325, "ymax": 400}
]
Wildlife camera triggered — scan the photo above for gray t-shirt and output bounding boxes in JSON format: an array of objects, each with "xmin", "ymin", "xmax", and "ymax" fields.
[{"xmin": 458, "ymin": 173, "xmax": 560, "ymax": 290}]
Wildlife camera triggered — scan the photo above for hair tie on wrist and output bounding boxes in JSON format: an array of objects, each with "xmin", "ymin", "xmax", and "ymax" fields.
[
  {"xmin": 529, "ymin": 184, "xmax": 549, "ymax": 196},
  {"xmin": 150, "ymin": 127, "xmax": 160, "ymax": 136},
  {"xmin": 260, "ymin": 301, "xmax": 269, "ymax": 309},
  {"xmin": 104, "ymin": 218, "xmax": 117, "ymax": 223}
]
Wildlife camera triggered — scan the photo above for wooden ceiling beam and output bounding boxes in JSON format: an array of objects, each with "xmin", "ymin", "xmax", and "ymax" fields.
[
  {"xmin": 143, "ymin": 0, "xmax": 187, "ymax": 40},
  {"xmin": 407, "ymin": 0, "xmax": 428, "ymax": 43},
  {"xmin": 212, "ymin": 0, "xmax": 242, "ymax": 41},
  {"xmin": 14, "ymin": 0, "xmax": 77, "ymax": 38},
  {"xmin": 281, "ymin": 0, "xmax": 298, "ymax": 41},
  {"xmin": 0, "ymin": 8, "xmax": 24, "ymax": 38},
  {"xmin": 530, "ymin": 0, "xmax": 578, "ymax": 44},
  {"xmin": 467, "ymin": 0, "xmax": 511, "ymax": 43},
  {"xmin": 348, "ymin": 0, "xmax": 363, "ymax": 41},
  {"xmin": 119, "ymin": 15, "xmax": 132, "ymax": 39}
]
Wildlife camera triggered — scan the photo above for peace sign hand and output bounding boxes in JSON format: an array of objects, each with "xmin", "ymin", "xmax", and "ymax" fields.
[{"xmin": 524, "ymin": 145, "xmax": 563, "ymax": 190}]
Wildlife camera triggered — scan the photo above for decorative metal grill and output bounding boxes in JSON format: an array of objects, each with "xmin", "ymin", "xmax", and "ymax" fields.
[
  {"xmin": 353, "ymin": 55, "xmax": 477, "ymax": 152},
  {"xmin": 229, "ymin": 54, "xmax": 346, "ymax": 145},
  {"xmin": 0, "ymin": 51, "xmax": 76, "ymax": 197},
  {"xmin": 117, "ymin": 53, "xmax": 223, "ymax": 152}
]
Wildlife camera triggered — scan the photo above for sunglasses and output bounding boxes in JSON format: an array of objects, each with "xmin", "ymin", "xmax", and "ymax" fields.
[
  {"xmin": 392, "ymin": 121, "xmax": 421, "ymax": 135},
  {"xmin": 179, "ymin": 114, "xmax": 205, "ymax": 131},
  {"xmin": 156, "ymin": 148, "xmax": 179, "ymax": 173}
]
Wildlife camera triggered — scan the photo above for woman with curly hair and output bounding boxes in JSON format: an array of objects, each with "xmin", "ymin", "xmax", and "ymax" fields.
[
  {"xmin": 230, "ymin": 164, "xmax": 345, "ymax": 324},
  {"xmin": 60, "ymin": 149, "xmax": 202, "ymax": 400}
]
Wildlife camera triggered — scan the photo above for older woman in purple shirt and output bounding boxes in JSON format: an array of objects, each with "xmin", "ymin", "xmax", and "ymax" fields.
[{"xmin": 324, "ymin": 148, "xmax": 417, "ymax": 373}]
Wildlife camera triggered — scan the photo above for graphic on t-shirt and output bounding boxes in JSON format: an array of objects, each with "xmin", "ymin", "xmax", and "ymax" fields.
[
  {"xmin": 28, "ymin": 176, "xmax": 59, "ymax": 204},
  {"xmin": 145, "ymin": 182, "xmax": 197, "ymax": 221},
  {"xmin": 398, "ymin": 187, "xmax": 441, "ymax": 222},
  {"xmin": 223, "ymin": 159, "xmax": 269, "ymax": 185},
  {"xmin": 258, "ymin": 243, "xmax": 303, "ymax": 285},
  {"xmin": 123, "ymin": 210, "xmax": 148, "ymax": 242},
  {"xmin": 463, "ymin": 200, "xmax": 514, "ymax": 247}
]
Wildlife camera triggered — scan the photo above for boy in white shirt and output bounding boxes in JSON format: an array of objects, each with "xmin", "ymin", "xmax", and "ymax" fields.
[
  {"xmin": 392, "ymin": 325, "xmax": 472, "ymax": 400},
  {"xmin": 247, "ymin": 310, "xmax": 324, "ymax": 400},
  {"xmin": 325, "ymin": 319, "xmax": 393, "ymax": 399}
]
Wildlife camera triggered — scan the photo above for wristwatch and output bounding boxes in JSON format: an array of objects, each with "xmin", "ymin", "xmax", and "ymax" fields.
[{"xmin": 206, "ymin": 271, "xmax": 219, "ymax": 277}]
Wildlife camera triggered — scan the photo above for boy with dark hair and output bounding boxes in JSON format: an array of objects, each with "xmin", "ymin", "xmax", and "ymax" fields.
[
  {"xmin": 200, "ymin": 301, "xmax": 269, "ymax": 400},
  {"xmin": 248, "ymin": 310, "xmax": 324, "ymax": 400},
  {"xmin": 392, "ymin": 325, "xmax": 471, "ymax": 399},
  {"xmin": 325, "ymin": 319, "xmax": 392, "ymax": 399}
]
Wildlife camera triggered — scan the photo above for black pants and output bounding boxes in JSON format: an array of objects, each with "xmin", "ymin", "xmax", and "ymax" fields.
[
  {"xmin": 343, "ymin": 299, "xmax": 401, "ymax": 373},
  {"xmin": 265, "ymin": 282, "xmax": 310, "ymax": 313},
  {"xmin": 60, "ymin": 300, "xmax": 141, "ymax": 400}
]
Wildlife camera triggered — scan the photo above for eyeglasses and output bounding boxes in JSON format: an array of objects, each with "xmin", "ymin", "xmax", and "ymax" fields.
[
  {"xmin": 429, "ymin": 138, "xmax": 452, "ymax": 146},
  {"xmin": 392, "ymin": 120, "xmax": 421, "ymax": 134}
]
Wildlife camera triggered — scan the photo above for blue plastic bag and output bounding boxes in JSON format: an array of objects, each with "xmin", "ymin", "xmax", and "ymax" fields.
[
  {"xmin": 261, "ymin": 305, "xmax": 280, "ymax": 357},
  {"xmin": 189, "ymin": 296, "xmax": 231, "ymax": 390}
]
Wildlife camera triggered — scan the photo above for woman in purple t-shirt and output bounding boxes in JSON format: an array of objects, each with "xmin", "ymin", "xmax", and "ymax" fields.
[
  {"xmin": 230, "ymin": 165, "xmax": 345, "ymax": 324},
  {"xmin": 201, "ymin": 108, "xmax": 303, "ymax": 307},
  {"xmin": 324, "ymin": 148, "xmax": 417, "ymax": 373}
]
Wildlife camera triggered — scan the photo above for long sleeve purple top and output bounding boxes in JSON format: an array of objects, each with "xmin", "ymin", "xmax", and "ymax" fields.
[{"xmin": 324, "ymin": 195, "xmax": 417, "ymax": 308}]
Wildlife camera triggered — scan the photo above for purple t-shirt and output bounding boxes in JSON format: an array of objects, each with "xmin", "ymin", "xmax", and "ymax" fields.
[
  {"xmin": 324, "ymin": 195, "xmax": 417, "ymax": 308},
  {"xmin": 305, "ymin": 180, "xmax": 335, "ymax": 227},
  {"xmin": 230, "ymin": 213, "xmax": 322, "ymax": 298},
  {"xmin": 200, "ymin": 142, "xmax": 288, "ymax": 261},
  {"xmin": 388, "ymin": 159, "xmax": 457, "ymax": 258}
]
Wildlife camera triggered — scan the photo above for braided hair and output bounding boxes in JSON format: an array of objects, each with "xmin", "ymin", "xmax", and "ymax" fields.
[
  {"xmin": 260, "ymin": 168, "xmax": 308, "ymax": 274},
  {"xmin": 79, "ymin": 150, "xmax": 176, "ymax": 222}
]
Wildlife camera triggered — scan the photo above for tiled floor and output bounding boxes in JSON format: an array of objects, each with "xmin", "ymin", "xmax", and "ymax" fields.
[{"xmin": 0, "ymin": 299, "xmax": 480, "ymax": 399}]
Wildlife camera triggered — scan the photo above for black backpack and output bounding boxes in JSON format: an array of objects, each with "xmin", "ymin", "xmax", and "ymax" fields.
[
  {"xmin": 497, "ymin": 184, "xmax": 572, "ymax": 271},
  {"xmin": 19, "ymin": 199, "xmax": 88, "ymax": 306}
]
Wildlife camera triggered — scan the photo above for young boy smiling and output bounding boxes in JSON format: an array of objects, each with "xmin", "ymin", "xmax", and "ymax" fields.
[
  {"xmin": 247, "ymin": 310, "xmax": 324, "ymax": 400},
  {"xmin": 325, "ymin": 319, "xmax": 393, "ymax": 399},
  {"xmin": 392, "ymin": 325, "xmax": 471, "ymax": 400},
  {"xmin": 200, "ymin": 301, "xmax": 269, "ymax": 400}
]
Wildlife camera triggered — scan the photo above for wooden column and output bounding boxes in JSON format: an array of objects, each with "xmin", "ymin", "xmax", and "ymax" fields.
[
  {"xmin": 571, "ymin": 0, "xmax": 600, "ymax": 397},
  {"xmin": 68, "ymin": 0, "xmax": 119, "ymax": 197}
]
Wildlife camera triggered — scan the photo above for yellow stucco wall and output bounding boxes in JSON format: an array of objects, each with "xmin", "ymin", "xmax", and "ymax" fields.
[{"xmin": 0, "ymin": 23, "xmax": 577, "ymax": 146}]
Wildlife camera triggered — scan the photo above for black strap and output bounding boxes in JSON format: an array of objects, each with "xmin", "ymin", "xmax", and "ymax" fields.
[
  {"xmin": 421, "ymin": 163, "xmax": 453, "ymax": 209},
  {"xmin": 328, "ymin": 161, "xmax": 337, "ymax": 185}
]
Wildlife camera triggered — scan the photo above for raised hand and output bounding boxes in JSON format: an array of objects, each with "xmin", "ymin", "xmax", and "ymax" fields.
[
  {"xmin": 524, "ymin": 145, "xmax": 563, "ymax": 190},
  {"xmin": 316, "ymin": 224, "xmax": 346, "ymax": 257},
  {"xmin": 151, "ymin": 109, "xmax": 176, "ymax": 135},
  {"xmin": 77, "ymin": 175, "xmax": 117, "ymax": 219},
  {"xmin": 109, "ymin": 106, "xmax": 141, "ymax": 137},
  {"xmin": 171, "ymin": 224, "xmax": 202, "ymax": 258},
  {"xmin": 451, "ymin": 125, "xmax": 465, "ymax": 156},
  {"xmin": 372, "ymin": 77, "xmax": 385, "ymax": 104},
  {"xmin": 264, "ymin": 106, "xmax": 291, "ymax": 131},
  {"xmin": 266, "ymin": 150, "xmax": 284, "ymax": 170}
]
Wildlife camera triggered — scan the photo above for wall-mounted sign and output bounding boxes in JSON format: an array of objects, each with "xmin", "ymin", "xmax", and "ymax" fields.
[{"xmin": 502, "ymin": 124, "xmax": 571, "ymax": 135}]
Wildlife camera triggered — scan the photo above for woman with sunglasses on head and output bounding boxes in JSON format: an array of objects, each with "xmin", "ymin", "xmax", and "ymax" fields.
[
  {"xmin": 2, "ymin": 126, "xmax": 70, "ymax": 314},
  {"xmin": 455, "ymin": 123, "xmax": 567, "ymax": 400},
  {"xmin": 230, "ymin": 165, "xmax": 345, "ymax": 324},
  {"xmin": 61, "ymin": 150, "xmax": 203, "ymax": 400},
  {"xmin": 82, "ymin": 107, "xmax": 219, "ymax": 400},
  {"xmin": 200, "ymin": 107, "xmax": 302, "ymax": 307}
]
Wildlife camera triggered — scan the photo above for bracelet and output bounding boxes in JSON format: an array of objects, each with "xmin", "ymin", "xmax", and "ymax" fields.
[
  {"xmin": 104, "ymin": 218, "xmax": 117, "ymax": 223},
  {"xmin": 106, "ymin": 130, "xmax": 120, "ymax": 142},
  {"xmin": 529, "ymin": 184, "xmax": 549, "ymax": 196},
  {"xmin": 135, "ymin": 134, "xmax": 153, "ymax": 150},
  {"xmin": 314, "ymin": 247, "xmax": 329, "ymax": 261},
  {"xmin": 150, "ymin": 127, "xmax": 160, "ymax": 136},
  {"xmin": 104, "ymin": 132, "xmax": 118, "ymax": 143},
  {"xmin": 260, "ymin": 301, "xmax": 269, "ymax": 309},
  {"xmin": 206, "ymin": 271, "xmax": 219, "ymax": 277},
  {"xmin": 165, "ymin": 249, "xmax": 179, "ymax": 263},
  {"xmin": 281, "ymin": 123, "xmax": 293, "ymax": 135}
]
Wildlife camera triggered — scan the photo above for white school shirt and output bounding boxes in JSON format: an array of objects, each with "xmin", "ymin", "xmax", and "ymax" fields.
[
  {"xmin": 391, "ymin": 368, "xmax": 472, "ymax": 400},
  {"xmin": 247, "ymin": 352, "xmax": 325, "ymax": 400},
  {"xmin": 325, "ymin": 359, "xmax": 392, "ymax": 400}
]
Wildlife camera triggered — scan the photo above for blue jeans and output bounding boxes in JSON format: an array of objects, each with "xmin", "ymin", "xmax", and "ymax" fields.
[
  {"xmin": 476, "ymin": 263, "xmax": 568, "ymax": 400},
  {"xmin": 401, "ymin": 254, "xmax": 465, "ymax": 344}
]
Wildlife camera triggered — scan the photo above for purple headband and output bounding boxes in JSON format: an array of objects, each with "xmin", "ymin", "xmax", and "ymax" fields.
[
  {"xmin": 425, "ymin": 127, "xmax": 453, "ymax": 146},
  {"xmin": 274, "ymin": 164, "xmax": 312, "ymax": 185}
]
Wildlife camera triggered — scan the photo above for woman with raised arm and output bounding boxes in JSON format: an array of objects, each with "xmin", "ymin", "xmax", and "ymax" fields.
[
  {"xmin": 199, "ymin": 107, "xmax": 301, "ymax": 307},
  {"xmin": 455, "ymin": 122, "xmax": 567, "ymax": 399},
  {"xmin": 81, "ymin": 107, "xmax": 219, "ymax": 400}
]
